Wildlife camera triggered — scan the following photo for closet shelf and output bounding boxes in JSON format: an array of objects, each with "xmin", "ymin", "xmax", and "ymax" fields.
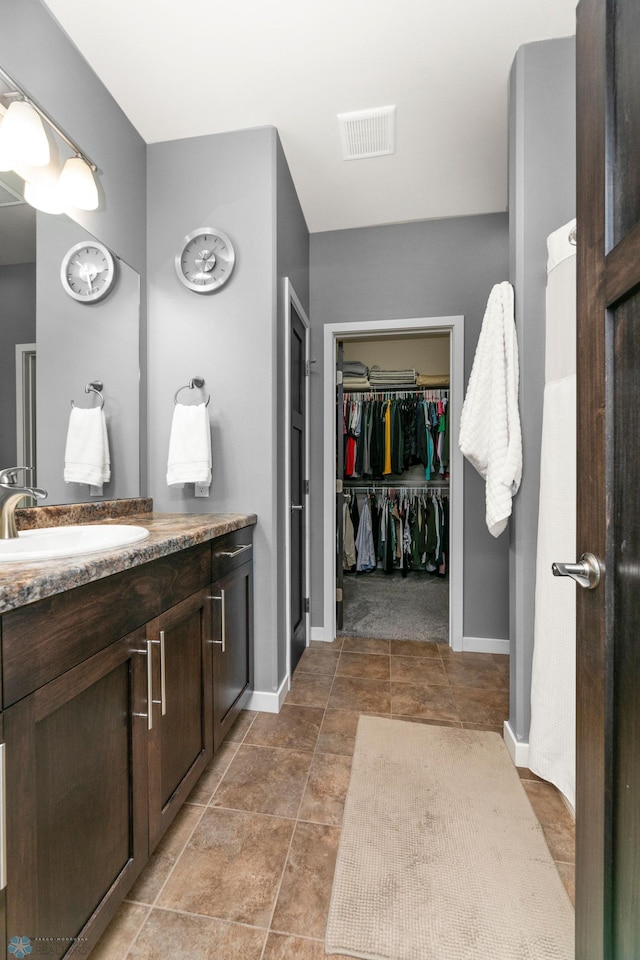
[{"xmin": 343, "ymin": 386, "xmax": 449, "ymax": 396}]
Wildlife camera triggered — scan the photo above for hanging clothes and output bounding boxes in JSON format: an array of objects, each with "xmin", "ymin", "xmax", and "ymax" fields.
[
  {"xmin": 343, "ymin": 390, "xmax": 450, "ymax": 481},
  {"xmin": 355, "ymin": 496, "xmax": 376, "ymax": 571},
  {"xmin": 346, "ymin": 487, "xmax": 449, "ymax": 578},
  {"xmin": 343, "ymin": 499, "xmax": 356, "ymax": 570}
]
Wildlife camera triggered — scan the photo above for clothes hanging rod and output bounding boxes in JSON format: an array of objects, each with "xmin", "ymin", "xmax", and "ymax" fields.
[
  {"xmin": 344, "ymin": 484, "xmax": 449, "ymax": 494},
  {"xmin": 343, "ymin": 388, "xmax": 449, "ymax": 398}
]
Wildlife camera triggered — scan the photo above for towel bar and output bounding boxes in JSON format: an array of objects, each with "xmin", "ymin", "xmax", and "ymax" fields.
[
  {"xmin": 71, "ymin": 380, "xmax": 104, "ymax": 409},
  {"xmin": 174, "ymin": 377, "xmax": 210, "ymax": 407}
]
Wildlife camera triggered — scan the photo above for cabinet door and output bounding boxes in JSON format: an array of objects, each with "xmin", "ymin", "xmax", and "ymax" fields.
[
  {"xmin": 211, "ymin": 559, "xmax": 254, "ymax": 751},
  {"xmin": 4, "ymin": 630, "xmax": 148, "ymax": 959},
  {"xmin": 0, "ymin": 715, "xmax": 5, "ymax": 960},
  {"xmin": 146, "ymin": 588, "xmax": 213, "ymax": 849}
]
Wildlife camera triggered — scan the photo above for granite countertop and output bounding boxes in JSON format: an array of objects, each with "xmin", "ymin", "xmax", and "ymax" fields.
[{"xmin": 0, "ymin": 500, "xmax": 257, "ymax": 615}]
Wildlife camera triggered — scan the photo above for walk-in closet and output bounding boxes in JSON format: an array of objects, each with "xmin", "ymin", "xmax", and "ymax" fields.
[{"xmin": 337, "ymin": 331, "xmax": 452, "ymax": 643}]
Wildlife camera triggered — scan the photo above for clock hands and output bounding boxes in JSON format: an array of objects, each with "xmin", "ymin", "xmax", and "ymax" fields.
[{"xmin": 73, "ymin": 258, "xmax": 108, "ymax": 289}]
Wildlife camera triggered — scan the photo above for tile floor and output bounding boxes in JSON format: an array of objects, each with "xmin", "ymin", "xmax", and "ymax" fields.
[{"xmin": 89, "ymin": 638, "xmax": 575, "ymax": 960}]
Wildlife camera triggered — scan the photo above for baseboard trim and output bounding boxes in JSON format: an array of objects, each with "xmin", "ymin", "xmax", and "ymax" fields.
[
  {"xmin": 503, "ymin": 720, "xmax": 530, "ymax": 768},
  {"xmin": 463, "ymin": 635, "xmax": 510, "ymax": 655},
  {"xmin": 245, "ymin": 676, "xmax": 289, "ymax": 714},
  {"xmin": 310, "ymin": 626, "xmax": 330, "ymax": 643}
]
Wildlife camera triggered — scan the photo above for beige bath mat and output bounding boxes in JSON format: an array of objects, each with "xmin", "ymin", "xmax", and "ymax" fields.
[{"xmin": 326, "ymin": 717, "xmax": 574, "ymax": 960}]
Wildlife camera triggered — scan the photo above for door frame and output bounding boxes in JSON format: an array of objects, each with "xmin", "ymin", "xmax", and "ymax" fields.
[
  {"xmin": 283, "ymin": 278, "xmax": 311, "ymax": 685},
  {"xmin": 15, "ymin": 342, "xmax": 36, "ymax": 472},
  {"xmin": 322, "ymin": 315, "xmax": 465, "ymax": 649}
]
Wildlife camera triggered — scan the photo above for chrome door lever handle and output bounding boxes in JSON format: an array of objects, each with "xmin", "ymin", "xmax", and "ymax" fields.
[{"xmin": 552, "ymin": 552, "xmax": 603, "ymax": 590}]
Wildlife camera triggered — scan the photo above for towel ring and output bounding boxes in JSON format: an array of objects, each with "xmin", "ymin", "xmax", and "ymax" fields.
[
  {"xmin": 174, "ymin": 377, "xmax": 210, "ymax": 407},
  {"xmin": 71, "ymin": 380, "xmax": 105, "ymax": 410}
]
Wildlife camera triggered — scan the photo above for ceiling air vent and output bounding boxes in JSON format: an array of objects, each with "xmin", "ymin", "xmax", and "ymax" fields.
[{"xmin": 338, "ymin": 105, "xmax": 396, "ymax": 160}]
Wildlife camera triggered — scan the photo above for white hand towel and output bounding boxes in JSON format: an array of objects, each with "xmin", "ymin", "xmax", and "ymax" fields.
[
  {"xmin": 64, "ymin": 406, "xmax": 111, "ymax": 487},
  {"xmin": 166, "ymin": 402, "xmax": 212, "ymax": 486},
  {"xmin": 459, "ymin": 281, "xmax": 522, "ymax": 538}
]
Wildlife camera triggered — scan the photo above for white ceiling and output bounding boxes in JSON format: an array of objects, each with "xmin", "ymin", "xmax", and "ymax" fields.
[{"xmin": 42, "ymin": 0, "xmax": 577, "ymax": 234}]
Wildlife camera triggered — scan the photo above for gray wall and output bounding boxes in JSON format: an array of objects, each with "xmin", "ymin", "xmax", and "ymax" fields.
[
  {"xmin": 276, "ymin": 136, "xmax": 310, "ymax": 680},
  {"xmin": 36, "ymin": 215, "xmax": 140, "ymax": 503},
  {"xmin": 508, "ymin": 36, "xmax": 576, "ymax": 743},
  {"xmin": 0, "ymin": 0, "xmax": 147, "ymax": 501},
  {"xmin": 309, "ymin": 213, "xmax": 510, "ymax": 641},
  {"xmin": 0, "ymin": 0, "xmax": 147, "ymax": 276},
  {"xmin": 0, "ymin": 262, "xmax": 36, "ymax": 466},
  {"xmin": 147, "ymin": 126, "xmax": 280, "ymax": 695}
]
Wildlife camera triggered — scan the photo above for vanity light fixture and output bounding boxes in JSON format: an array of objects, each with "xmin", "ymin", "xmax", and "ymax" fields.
[
  {"xmin": 23, "ymin": 178, "xmax": 66, "ymax": 215},
  {"xmin": 0, "ymin": 64, "xmax": 99, "ymax": 212},
  {"xmin": 0, "ymin": 99, "xmax": 49, "ymax": 167},
  {"xmin": 58, "ymin": 155, "xmax": 99, "ymax": 211}
]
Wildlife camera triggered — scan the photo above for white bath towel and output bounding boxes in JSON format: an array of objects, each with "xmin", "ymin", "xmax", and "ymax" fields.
[
  {"xmin": 64, "ymin": 405, "xmax": 111, "ymax": 488},
  {"xmin": 459, "ymin": 281, "xmax": 522, "ymax": 537},
  {"xmin": 166, "ymin": 402, "xmax": 212, "ymax": 487}
]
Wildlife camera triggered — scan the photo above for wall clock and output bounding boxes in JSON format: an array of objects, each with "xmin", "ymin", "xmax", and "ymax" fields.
[
  {"xmin": 60, "ymin": 240, "xmax": 116, "ymax": 303},
  {"xmin": 175, "ymin": 227, "xmax": 235, "ymax": 293}
]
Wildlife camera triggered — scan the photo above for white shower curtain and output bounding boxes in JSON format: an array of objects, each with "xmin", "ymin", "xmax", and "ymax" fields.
[{"xmin": 528, "ymin": 218, "xmax": 577, "ymax": 810}]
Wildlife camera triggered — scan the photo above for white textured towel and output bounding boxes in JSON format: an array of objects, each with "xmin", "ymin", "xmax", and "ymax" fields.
[
  {"xmin": 459, "ymin": 281, "xmax": 522, "ymax": 537},
  {"xmin": 64, "ymin": 406, "xmax": 111, "ymax": 488},
  {"xmin": 166, "ymin": 402, "xmax": 212, "ymax": 486}
]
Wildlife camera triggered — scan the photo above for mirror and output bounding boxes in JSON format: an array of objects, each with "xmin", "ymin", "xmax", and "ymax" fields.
[{"xmin": 0, "ymin": 192, "xmax": 141, "ymax": 505}]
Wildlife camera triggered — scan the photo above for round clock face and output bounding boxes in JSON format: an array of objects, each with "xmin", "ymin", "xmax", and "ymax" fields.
[
  {"xmin": 61, "ymin": 241, "xmax": 116, "ymax": 303},
  {"xmin": 175, "ymin": 228, "xmax": 235, "ymax": 293}
]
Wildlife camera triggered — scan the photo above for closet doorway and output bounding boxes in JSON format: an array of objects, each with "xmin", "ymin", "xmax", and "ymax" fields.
[{"xmin": 323, "ymin": 316, "xmax": 464, "ymax": 650}]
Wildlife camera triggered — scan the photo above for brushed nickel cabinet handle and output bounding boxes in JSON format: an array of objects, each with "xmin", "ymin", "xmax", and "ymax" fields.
[
  {"xmin": 0, "ymin": 743, "xmax": 6, "ymax": 890},
  {"xmin": 215, "ymin": 544, "xmax": 251, "ymax": 559},
  {"xmin": 159, "ymin": 630, "xmax": 167, "ymax": 716},
  {"xmin": 133, "ymin": 641, "xmax": 155, "ymax": 729},
  {"xmin": 146, "ymin": 638, "xmax": 154, "ymax": 730},
  {"xmin": 209, "ymin": 590, "xmax": 226, "ymax": 652}
]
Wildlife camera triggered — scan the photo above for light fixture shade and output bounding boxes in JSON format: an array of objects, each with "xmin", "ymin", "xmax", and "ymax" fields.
[
  {"xmin": 0, "ymin": 110, "xmax": 13, "ymax": 170},
  {"xmin": 58, "ymin": 155, "xmax": 99, "ymax": 210},
  {"xmin": 0, "ymin": 100, "xmax": 50, "ymax": 167},
  {"xmin": 23, "ymin": 178, "xmax": 65, "ymax": 215}
]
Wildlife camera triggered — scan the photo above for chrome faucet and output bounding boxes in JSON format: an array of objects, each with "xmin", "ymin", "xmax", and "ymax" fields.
[{"xmin": 0, "ymin": 467, "xmax": 47, "ymax": 540}]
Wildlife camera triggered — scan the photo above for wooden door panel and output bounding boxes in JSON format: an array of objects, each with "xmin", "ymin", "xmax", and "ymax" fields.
[
  {"xmin": 147, "ymin": 588, "xmax": 213, "ymax": 848},
  {"xmin": 611, "ymin": 1, "xmax": 640, "ymax": 243},
  {"xmin": 577, "ymin": 0, "xmax": 640, "ymax": 956},
  {"xmin": 4, "ymin": 631, "xmax": 148, "ymax": 957},
  {"xmin": 290, "ymin": 302, "xmax": 307, "ymax": 671},
  {"xmin": 212, "ymin": 561, "xmax": 253, "ymax": 750},
  {"xmin": 158, "ymin": 606, "xmax": 206, "ymax": 806}
]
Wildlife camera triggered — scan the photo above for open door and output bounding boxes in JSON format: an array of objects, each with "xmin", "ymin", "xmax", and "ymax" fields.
[
  {"xmin": 289, "ymin": 297, "xmax": 308, "ymax": 674},
  {"xmin": 574, "ymin": 1, "xmax": 640, "ymax": 955},
  {"xmin": 336, "ymin": 340, "xmax": 344, "ymax": 631}
]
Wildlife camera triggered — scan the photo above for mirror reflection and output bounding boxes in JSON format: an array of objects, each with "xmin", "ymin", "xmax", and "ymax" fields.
[{"xmin": 0, "ymin": 191, "xmax": 141, "ymax": 505}]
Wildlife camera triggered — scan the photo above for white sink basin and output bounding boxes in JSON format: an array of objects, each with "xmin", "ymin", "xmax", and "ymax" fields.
[{"xmin": 0, "ymin": 524, "xmax": 150, "ymax": 562}]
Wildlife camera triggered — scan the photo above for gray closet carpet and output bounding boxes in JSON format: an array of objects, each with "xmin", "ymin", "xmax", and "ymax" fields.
[{"xmin": 340, "ymin": 570, "xmax": 448, "ymax": 642}]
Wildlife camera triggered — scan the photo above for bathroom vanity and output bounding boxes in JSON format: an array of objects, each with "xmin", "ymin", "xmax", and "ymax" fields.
[{"xmin": 0, "ymin": 503, "xmax": 256, "ymax": 958}]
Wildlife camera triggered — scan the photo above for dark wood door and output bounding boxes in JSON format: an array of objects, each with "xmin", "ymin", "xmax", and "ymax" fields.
[
  {"xmin": 336, "ymin": 340, "xmax": 344, "ymax": 631},
  {"xmin": 576, "ymin": 1, "xmax": 640, "ymax": 956},
  {"xmin": 211, "ymin": 558, "xmax": 254, "ymax": 750},
  {"xmin": 290, "ymin": 301, "xmax": 307, "ymax": 671},
  {"xmin": 4, "ymin": 630, "xmax": 148, "ymax": 959},
  {"xmin": 146, "ymin": 589, "xmax": 213, "ymax": 849}
]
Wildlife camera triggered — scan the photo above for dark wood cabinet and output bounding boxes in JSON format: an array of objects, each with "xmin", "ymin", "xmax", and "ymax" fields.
[
  {"xmin": 211, "ymin": 553, "xmax": 254, "ymax": 750},
  {"xmin": 3, "ymin": 630, "xmax": 149, "ymax": 958},
  {"xmin": 0, "ymin": 523, "xmax": 254, "ymax": 959},
  {"xmin": 146, "ymin": 588, "xmax": 213, "ymax": 848}
]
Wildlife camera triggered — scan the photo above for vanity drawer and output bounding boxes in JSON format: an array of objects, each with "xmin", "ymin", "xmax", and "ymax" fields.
[
  {"xmin": 1, "ymin": 541, "xmax": 212, "ymax": 706},
  {"xmin": 211, "ymin": 528, "xmax": 254, "ymax": 581}
]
